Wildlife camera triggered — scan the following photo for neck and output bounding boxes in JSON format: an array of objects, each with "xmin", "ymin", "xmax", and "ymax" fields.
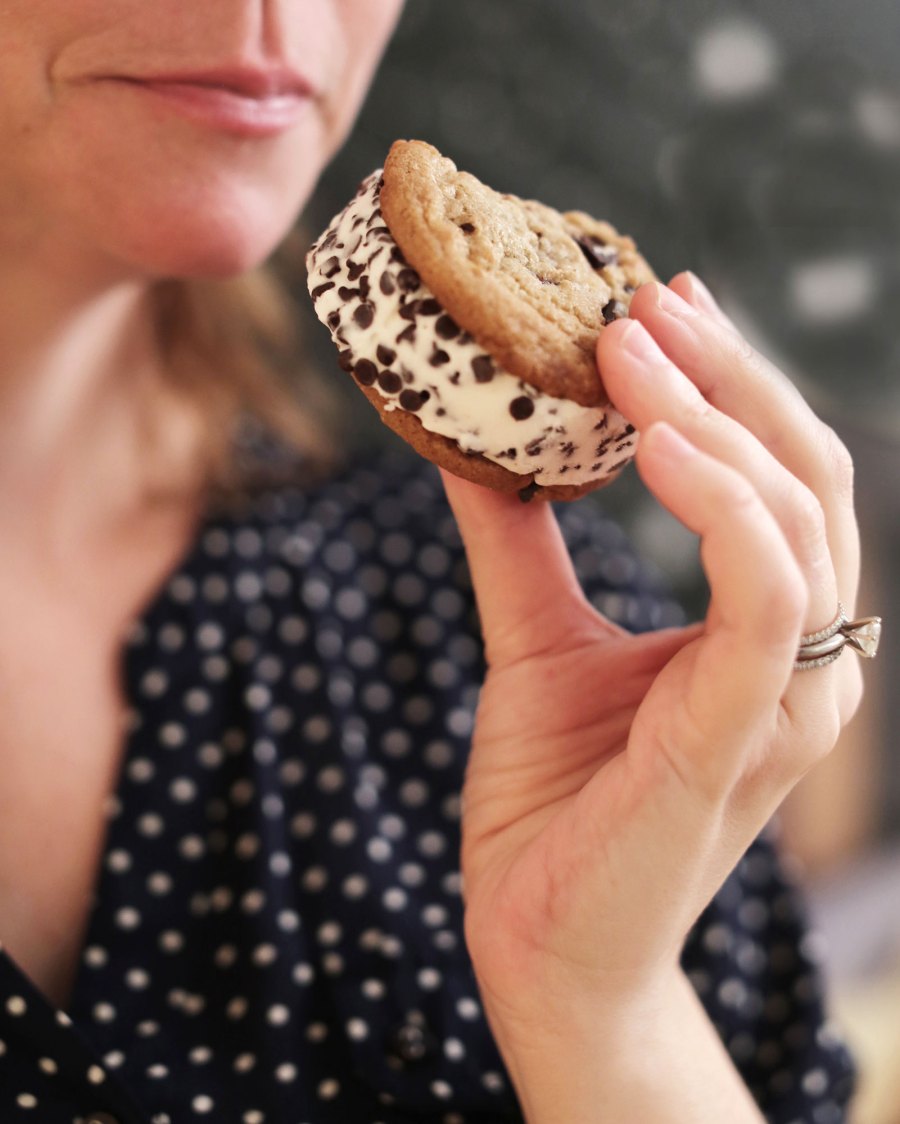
[{"xmin": 0, "ymin": 267, "xmax": 205, "ymax": 550}]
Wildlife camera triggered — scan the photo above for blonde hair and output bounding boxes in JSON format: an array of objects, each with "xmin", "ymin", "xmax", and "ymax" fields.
[{"xmin": 149, "ymin": 233, "xmax": 337, "ymax": 504}]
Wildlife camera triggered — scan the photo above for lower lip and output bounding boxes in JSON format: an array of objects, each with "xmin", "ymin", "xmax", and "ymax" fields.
[{"xmin": 116, "ymin": 79, "xmax": 310, "ymax": 138}]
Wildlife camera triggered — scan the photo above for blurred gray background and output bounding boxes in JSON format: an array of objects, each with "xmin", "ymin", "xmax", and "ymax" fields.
[{"xmin": 297, "ymin": 12, "xmax": 899, "ymax": 1105}]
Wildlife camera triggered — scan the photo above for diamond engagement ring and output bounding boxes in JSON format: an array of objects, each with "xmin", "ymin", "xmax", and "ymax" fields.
[{"xmin": 794, "ymin": 602, "xmax": 883, "ymax": 671}]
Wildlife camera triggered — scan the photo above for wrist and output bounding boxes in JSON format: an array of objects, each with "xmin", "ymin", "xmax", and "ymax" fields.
[{"xmin": 479, "ymin": 969, "xmax": 763, "ymax": 1124}]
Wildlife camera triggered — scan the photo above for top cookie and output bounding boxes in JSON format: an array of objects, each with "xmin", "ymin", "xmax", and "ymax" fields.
[{"xmin": 379, "ymin": 140, "xmax": 656, "ymax": 408}]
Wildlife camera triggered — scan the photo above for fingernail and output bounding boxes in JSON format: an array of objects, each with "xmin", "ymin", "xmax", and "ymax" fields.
[
  {"xmin": 684, "ymin": 272, "xmax": 722, "ymax": 317},
  {"xmin": 645, "ymin": 421, "xmax": 696, "ymax": 462},
  {"xmin": 653, "ymin": 284, "xmax": 696, "ymax": 317},
  {"xmin": 619, "ymin": 320, "xmax": 664, "ymax": 363}
]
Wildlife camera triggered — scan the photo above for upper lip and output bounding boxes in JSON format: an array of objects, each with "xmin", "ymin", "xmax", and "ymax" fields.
[{"xmin": 123, "ymin": 65, "xmax": 317, "ymax": 100}]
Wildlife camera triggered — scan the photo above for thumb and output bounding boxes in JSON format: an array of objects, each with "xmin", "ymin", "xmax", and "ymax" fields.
[{"xmin": 439, "ymin": 469, "xmax": 623, "ymax": 666}]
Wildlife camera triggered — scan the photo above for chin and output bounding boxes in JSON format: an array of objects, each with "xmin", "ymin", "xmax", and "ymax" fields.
[{"xmin": 103, "ymin": 183, "xmax": 303, "ymax": 280}]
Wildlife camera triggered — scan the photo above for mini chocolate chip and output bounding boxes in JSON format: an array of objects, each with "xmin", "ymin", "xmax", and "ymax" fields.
[
  {"xmin": 518, "ymin": 481, "xmax": 539, "ymax": 503},
  {"xmin": 327, "ymin": 311, "xmax": 341, "ymax": 331},
  {"xmin": 560, "ymin": 441, "xmax": 576, "ymax": 457},
  {"xmin": 379, "ymin": 272, "xmax": 397, "ymax": 295},
  {"xmin": 347, "ymin": 260, "xmax": 365, "ymax": 281},
  {"xmin": 460, "ymin": 222, "xmax": 476, "ymax": 234},
  {"xmin": 510, "ymin": 396, "xmax": 535, "ymax": 420},
  {"xmin": 429, "ymin": 348, "xmax": 450, "ymax": 367},
  {"xmin": 525, "ymin": 438, "xmax": 544, "ymax": 456},
  {"xmin": 576, "ymin": 235, "xmax": 619, "ymax": 270},
  {"xmin": 390, "ymin": 246, "xmax": 406, "ymax": 263},
  {"xmin": 397, "ymin": 268, "xmax": 421, "ymax": 292},
  {"xmin": 591, "ymin": 462, "xmax": 602, "ymax": 472},
  {"xmin": 358, "ymin": 276, "xmax": 371, "ymax": 300},
  {"xmin": 472, "ymin": 356, "xmax": 495, "ymax": 383},
  {"xmin": 321, "ymin": 256, "xmax": 341, "ymax": 278},
  {"xmin": 377, "ymin": 370, "xmax": 403, "ymax": 394},
  {"xmin": 370, "ymin": 225, "xmax": 392, "ymax": 241},
  {"xmin": 351, "ymin": 215, "xmax": 365, "ymax": 229},
  {"xmin": 622, "ymin": 424, "xmax": 636, "ymax": 436},
  {"xmin": 338, "ymin": 286, "xmax": 360, "ymax": 301},
  {"xmin": 310, "ymin": 281, "xmax": 335, "ymax": 300},
  {"xmin": 353, "ymin": 359, "xmax": 377, "ymax": 386},
  {"xmin": 338, "ymin": 350, "xmax": 354, "ymax": 372},
  {"xmin": 436, "ymin": 407, "xmax": 446, "ymax": 417},
  {"xmin": 602, "ymin": 299, "xmax": 627, "ymax": 324},
  {"xmin": 593, "ymin": 416, "xmax": 609, "ymax": 431},
  {"xmin": 418, "ymin": 299, "xmax": 442, "ymax": 316},
  {"xmin": 624, "ymin": 283, "xmax": 636, "ymax": 293},
  {"xmin": 399, "ymin": 389, "xmax": 430, "ymax": 412},
  {"xmin": 376, "ymin": 345, "xmax": 396, "ymax": 366},
  {"xmin": 449, "ymin": 371, "xmax": 461, "ymax": 385},
  {"xmin": 320, "ymin": 230, "xmax": 337, "ymax": 249},
  {"xmin": 398, "ymin": 300, "xmax": 420, "ymax": 321},
  {"xmin": 396, "ymin": 324, "xmax": 417, "ymax": 344},
  {"xmin": 435, "ymin": 315, "xmax": 460, "ymax": 339},
  {"xmin": 353, "ymin": 302, "xmax": 375, "ymax": 329}
]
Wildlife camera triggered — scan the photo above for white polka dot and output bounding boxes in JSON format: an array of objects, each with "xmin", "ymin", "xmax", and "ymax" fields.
[
  {"xmin": 292, "ymin": 963, "xmax": 315, "ymax": 985},
  {"xmin": 115, "ymin": 907, "xmax": 141, "ymax": 930},
  {"xmin": 6, "ymin": 996, "xmax": 26, "ymax": 1016},
  {"xmin": 92, "ymin": 1002, "xmax": 117, "ymax": 1023},
  {"xmin": 16, "ymin": 1094, "xmax": 37, "ymax": 1109},
  {"xmin": 84, "ymin": 945, "xmax": 108, "ymax": 968},
  {"xmin": 252, "ymin": 944, "xmax": 278, "ymax": 967},
  {"xmin": 147, "ymin": 1063, "xmax": 169, "ymax": 1079},
  {"xmin": 226, "ymin": 997, "xmax": 249, "ymax": 1020},
  {"xmin": 267, "ymin": 1004, "xmax": 290, "ymax": 1026},
  {"xmin": 234, "ymin": 1052, "xmax": 256, "ymax": 1073},
  {"xmin": 345, "ymin": 1017, "xmax": 369, "ymax": 1041},
  {"xmin": 243, "ymin": 1112, "xmax": 265, "ymax": 1124},
  {"xmin": 317, "ymin": 1078, "xmax": 340, "ymax": 1100},
  {"xmin": 137, "ymin": 812, "xmax": 165, "ymax": 837},
  {"xmin": 147, "ymin": 871, "xmax": 173, "ymax": 895},
  {"xmin": 277, "ymin": 909, "xmax": 300, "ymax": 932},
  {"xmin": 275, "ymin": 1062, "xmax": 297, "ymax": 1082},
  {"xmin": 107, "ymin": 849, "xmax": 133, "ymax": 873},
  {"xmin": 361, "ymin": 978, "xmax": 385, "ymax": 1000},
  {"xmin": 444, "ymin": 1037, "xmax": 465, "ymax": 1061},
  {"xmin": 456, "ymin": 997, "xmax": 481, "ymax": 1020},
  {"xmin": 190, "ymin": 1046, "xmax": 213, "ymax": 1064},
  {"xmin": 38, "ymin": 1057, "xmax": 58, "ymax": 1074},
  {"xmin": 160, "ymin": 930, "xmax": 185, "ymax": 953},
  {"xmin": 431, "ymin": 1079, "xmax": 453, "ymax": 1099},
  {"xmin": 192, "ymin": 1094, "xmax": 215, "ymax": 1113},
  {"xmin": 87, "ymin": 1064, "xmax": 106, "ymax": 1084}
]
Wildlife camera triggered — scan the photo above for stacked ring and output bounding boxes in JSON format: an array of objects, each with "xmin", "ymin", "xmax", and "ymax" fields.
[{"xmin": 794, "ymin": 603, "xmax": 883, "ymax": 671}]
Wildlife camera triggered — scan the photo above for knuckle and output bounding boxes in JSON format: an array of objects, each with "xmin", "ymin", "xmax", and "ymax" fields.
[
  {"xmin": 789, "ymin": 483, "xmax": 829, "ymax": 564},
  {"xmin": 818, "ymin": 426, "xmax": 855, "ymax": 502}
]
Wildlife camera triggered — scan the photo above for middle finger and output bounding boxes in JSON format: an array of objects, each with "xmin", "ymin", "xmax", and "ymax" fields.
[{"xmin": 598, "ymin": 316, "xmax": 838, "ymax": 633}]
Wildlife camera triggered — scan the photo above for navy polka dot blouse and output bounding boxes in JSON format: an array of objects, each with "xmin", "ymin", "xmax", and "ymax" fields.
[{"xmin": 0, "ymin": 443, "xmax": 856, "ymax": 1122}]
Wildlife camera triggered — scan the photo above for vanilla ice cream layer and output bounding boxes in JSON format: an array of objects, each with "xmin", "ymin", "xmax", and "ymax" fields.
[{"xmin": 307, "ymin": 170, "xmax": 637, "ymax": 488}]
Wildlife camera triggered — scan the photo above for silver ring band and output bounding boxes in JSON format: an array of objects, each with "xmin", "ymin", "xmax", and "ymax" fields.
[{"xmin": 794, "ymin": 602, "xmax": 883, "ymax": 671}]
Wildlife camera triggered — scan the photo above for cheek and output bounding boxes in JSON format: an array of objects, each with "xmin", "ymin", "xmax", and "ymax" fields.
[{"xmin": 39, "ymin": 92, "xmax": 330, "ymax": 278}]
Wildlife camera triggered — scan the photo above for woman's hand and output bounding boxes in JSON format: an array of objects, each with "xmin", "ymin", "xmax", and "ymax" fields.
[{"xmin": 440, "ymin": 273, "xmax": 862, "ymax": 1055}]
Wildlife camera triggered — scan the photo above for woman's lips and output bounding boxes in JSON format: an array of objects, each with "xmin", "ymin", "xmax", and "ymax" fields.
[{"xmin": 108, "ymin": 70, "xmax": 315, "ymax": 137}]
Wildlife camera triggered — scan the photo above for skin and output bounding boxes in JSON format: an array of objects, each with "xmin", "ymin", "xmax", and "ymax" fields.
[{"xmin": 0, "ymin": 1, "xmax": 864, "ymax": 1116}]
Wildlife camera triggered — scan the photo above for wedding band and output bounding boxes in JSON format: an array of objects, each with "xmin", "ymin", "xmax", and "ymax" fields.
[{"xmin": 794, "ymin": 602, "xmax": 883, "ymax": 671}]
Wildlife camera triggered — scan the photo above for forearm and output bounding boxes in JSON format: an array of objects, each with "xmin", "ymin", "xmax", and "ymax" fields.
[{"xmin": 484, "ymin": 969, "xmax": 765, "ymax": 1124}]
